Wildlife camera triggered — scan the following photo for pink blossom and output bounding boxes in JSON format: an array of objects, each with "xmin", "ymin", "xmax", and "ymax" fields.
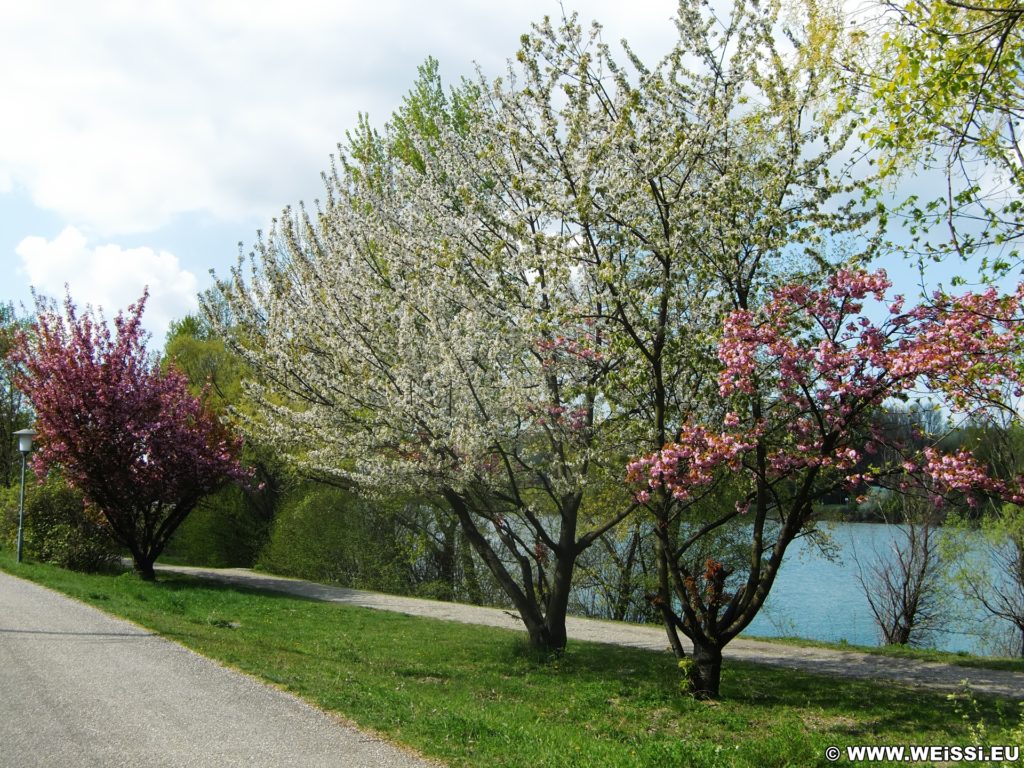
[
  {"xmin": 11, "ymin": 291, "xmax": 246, "ymax": 578},
  {"xmin": 627, "ymin": 269, "xmax": 1024, "ymax": 508}
]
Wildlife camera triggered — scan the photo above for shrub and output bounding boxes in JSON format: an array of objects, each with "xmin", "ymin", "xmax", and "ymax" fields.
[
  {"xmin": 0, "ymin": 472, "xmax": 121, "ymax": 571},
  {"xmin": 165, "ymin": 484, "xmax": 272, "ymax": 567},
  {"xmin": 257, "ymin": 484, "xmax": 415, "ymax": 593}
]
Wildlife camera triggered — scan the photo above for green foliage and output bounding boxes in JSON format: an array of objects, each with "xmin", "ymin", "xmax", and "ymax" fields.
[
  {"xmin": 0, "ymin": 302, "xmax": 33, "ymax": 489},
  {"xmin": 164, "ymin": 312, "xmax": 246, "ymax": 409},
  {"xmin": 964, "ymin": 506, "xmax": 1024, "ymax": 654},
  {"xmin": 859, "ymin": 0, "xmax": 1024, "ymax": 266},
  {"xmin": 948, "ymin": 684, "xmax": 1024, "ymax": 765},
  {"xmin": 941, "ymin": 422, "xmax": 1024, "ymax": 654},
  {"xmin": 0, "ymin": 472, "xmax": 120, "ymax": 572},
  {"xmin": 257, "ymin": 484, "xmax": 416, "ymax": 593},
  {"xmin": 869, "ymin": 0, "xmax": 1022, "ymax": 171},
  {"xmin": 165, "ymin": 484, "xmax": 272, "ymax": 567},
  {"xmin": 162, "ymin": 310, "xmax": 284, "ymax": 569},
  {"xmin": 387, "ymin": 56, "xmax": 479, "ymax": 175}
]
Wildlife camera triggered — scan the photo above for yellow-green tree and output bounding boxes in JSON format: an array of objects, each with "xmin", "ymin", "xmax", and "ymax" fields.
[{"xmin": 861, "ymin": 0, "xmax": 1023, "ymax": 270}]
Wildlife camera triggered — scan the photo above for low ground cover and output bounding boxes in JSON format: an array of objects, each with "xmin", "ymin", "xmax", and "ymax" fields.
[{"xmin": 3, "ymin": 554, "xmax": 1020, "ymax": 768}]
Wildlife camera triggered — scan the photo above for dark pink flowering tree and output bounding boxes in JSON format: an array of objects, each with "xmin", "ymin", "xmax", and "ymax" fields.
[
  {"xmin": 628, "ymin": 269, "xmax": 1024, "ymax": 698},
  {"xmin": 12, "ymin": 292, "xmax": 245, "ymax": 580}
]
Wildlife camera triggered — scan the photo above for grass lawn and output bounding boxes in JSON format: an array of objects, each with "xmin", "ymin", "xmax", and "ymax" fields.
[{"xmin": 3, "ymin": 553, "xmax": 1021, "ymax": 768}]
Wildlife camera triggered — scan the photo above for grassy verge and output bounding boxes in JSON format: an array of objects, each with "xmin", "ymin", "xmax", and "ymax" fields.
[
  {"xmin": 740, "ymin": 634, "xmax": 1024, "ymax": 673},
  {"xmin": 3, "ymin": 554, "xmax": 1021, "ymax": 768}
]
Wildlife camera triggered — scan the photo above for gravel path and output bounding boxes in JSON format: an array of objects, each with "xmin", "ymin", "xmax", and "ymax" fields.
[
  {"xmin": 158, "ymin": 564, "xmax": 1024, "ymax": 699},
  {"xmin": 0, "ymin": 570, "xmax": 439, "ymax": 768}
]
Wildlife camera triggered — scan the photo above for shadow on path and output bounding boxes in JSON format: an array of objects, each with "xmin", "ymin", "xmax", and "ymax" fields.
[{"xmin": 0, "ymin": 627, "xmax": 154, "ymax": 637}]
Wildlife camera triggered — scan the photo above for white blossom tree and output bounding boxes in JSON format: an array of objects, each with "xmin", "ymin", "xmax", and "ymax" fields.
[{"xmin": 211, "ymin": 0, "xmax": 872, "ymax": 653}]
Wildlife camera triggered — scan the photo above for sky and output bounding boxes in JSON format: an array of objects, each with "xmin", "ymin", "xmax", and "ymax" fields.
[
  {"xmin": 0, "ymin": 0, "xmax": 1006, "ymax": 347},
  {"xmin": 0, "ymin": 0, "xmax": 684, "ymax": 342}
]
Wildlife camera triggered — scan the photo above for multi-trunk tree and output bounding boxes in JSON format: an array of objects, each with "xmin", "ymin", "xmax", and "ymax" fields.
[
  {"xmin": 11, "ymin": 292, "xmax": 245, "ymax": 579},
  {"xmin": 628, "ymin": 269, "xmax": 1024, "ymax": 697},
  {"xmin": 213, "ymin": 0, "xmax": 874, "ymax": 653}
]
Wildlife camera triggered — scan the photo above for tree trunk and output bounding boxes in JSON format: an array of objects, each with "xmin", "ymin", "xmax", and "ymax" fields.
[
  {"xmin": 688, "ymin": 640, "xmax": 723, "ymax": 700},
  {"xmin": 542, "ymin": 555, "xmax": 573, "ymax": 652},
  {"xmin": 133, "ymin": 556, "xmax": 156, "ymax": 581},
  {"xmin": 523, "ymin": 621, "xmax": 558, "ymax": 653},
  {"xmin": 443, "ymin": 489, "xmax": 554, "ymax": 651},
  {"xmin": 654, "ymin": 517, "xmax": 687, "ymax": 659}
]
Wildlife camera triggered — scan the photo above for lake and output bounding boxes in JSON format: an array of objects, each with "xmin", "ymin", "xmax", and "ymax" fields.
[{"xmin": 742, "ymin": 521, "xmax": 1018, "ymax": 655}]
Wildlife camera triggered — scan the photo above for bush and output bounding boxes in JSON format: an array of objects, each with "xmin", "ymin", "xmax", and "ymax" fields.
[
  {"xmin": 257, "ymin": 484, "xmax": 416, "ymax": 593},
  {"xmin": 165, "ymin": 483, "xmax": 272, "ymax": 567},
  {"xmin": 0, "ymin": 472, "xmax": 121, "ymax": 571}
]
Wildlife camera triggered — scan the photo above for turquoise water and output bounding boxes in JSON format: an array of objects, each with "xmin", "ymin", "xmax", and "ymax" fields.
[{"xmin": 743, "ymin": 521, "xmax": 1015, "ymax": 655}]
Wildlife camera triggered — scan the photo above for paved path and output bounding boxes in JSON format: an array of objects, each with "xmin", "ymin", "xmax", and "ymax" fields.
[
  {"xmin": 159, "ymin": 564, "xmax": 1024, "ymax": 699},
  {"xmin": 0, "ymin": 571, "xmax": 438, "ymax": 768}
]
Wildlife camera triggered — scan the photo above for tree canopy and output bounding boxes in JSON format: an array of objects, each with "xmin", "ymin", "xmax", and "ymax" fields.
[
  {"xmin": 212, "ymin": 0, "xmax": 877, "ymax": 652},
  {"xmin": 11, "ymin": 292, "xmax": 246, "ymax": 579}
]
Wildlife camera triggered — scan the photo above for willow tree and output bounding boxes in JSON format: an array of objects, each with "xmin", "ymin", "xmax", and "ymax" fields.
[{"xmin": 212, "ymin": 0, "xmax": 872, "ymax": 652}]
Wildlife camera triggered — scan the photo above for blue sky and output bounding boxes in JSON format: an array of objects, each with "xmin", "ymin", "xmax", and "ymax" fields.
[
  {"xmin": 0, "ymin": 0, "xmax": 1005, "ymax": 345},
  {"xmin": 0, "ymin": 0, "xmax": 680, "ymax": 342}
]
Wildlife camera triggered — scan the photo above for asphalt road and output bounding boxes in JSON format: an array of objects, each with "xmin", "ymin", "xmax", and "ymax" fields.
[{"xmin": 0, "ymin": 571, "xmax": 437, "ymax": 768}]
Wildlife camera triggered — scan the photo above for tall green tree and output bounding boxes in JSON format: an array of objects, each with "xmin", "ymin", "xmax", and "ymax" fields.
[
  {"xmin": 0, "ymin": 302, "xmax": 33, "ymax": 488},
  {"xmin": 162, "ymin": 309, "xmax": 284, "ymax": 566}
]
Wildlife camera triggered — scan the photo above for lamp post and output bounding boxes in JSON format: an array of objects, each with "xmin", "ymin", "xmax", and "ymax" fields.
[{"xmin": 13, "ymin": 428, "xmax": 36, "ymax": 563}]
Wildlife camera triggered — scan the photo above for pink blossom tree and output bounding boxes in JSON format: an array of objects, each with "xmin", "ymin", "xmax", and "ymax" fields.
[
  {"xmin": 11, "ymin": 292, "xmax": 245, "ymax": 580},
  {"xmin": 628, "ymin": 269, "xmax": 1024, "ymax": 698}
]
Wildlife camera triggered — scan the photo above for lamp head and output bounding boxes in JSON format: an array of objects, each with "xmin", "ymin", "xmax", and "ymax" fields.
[{"xmin": 14, "ymin": 429, "xmax": 36, "ymax": 454}]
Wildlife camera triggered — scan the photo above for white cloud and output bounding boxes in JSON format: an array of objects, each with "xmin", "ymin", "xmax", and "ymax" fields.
[
  {"xmin": 16, "ymin": 227, "xmax": 198, "ymax": 342},
  {"xmin": 0, "ymin": 0, "xmax": 677, "ymax": 236}
]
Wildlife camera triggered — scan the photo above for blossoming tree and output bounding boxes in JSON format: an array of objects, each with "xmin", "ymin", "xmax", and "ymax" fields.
[
  {"xmin": 11, "ymin": 292, "xmax": 245, "ymax": 580},
  {"xmin": 628, "ymin": 269, "xmax": 1024, "ymax": 697},
  {"xmin": 213, "ymin": 0, "xmax": 871, "ymax": 651}
]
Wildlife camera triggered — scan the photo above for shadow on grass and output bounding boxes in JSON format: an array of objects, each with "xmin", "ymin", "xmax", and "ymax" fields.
[{"xmin": 499, "ymin": 633, "xmax": 1009, "ymax": 733}]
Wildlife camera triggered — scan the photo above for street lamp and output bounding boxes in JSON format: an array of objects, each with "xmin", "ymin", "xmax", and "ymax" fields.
[{"xmin": 13, "ymin": 428, "xmax": 36, "ymax": 563}]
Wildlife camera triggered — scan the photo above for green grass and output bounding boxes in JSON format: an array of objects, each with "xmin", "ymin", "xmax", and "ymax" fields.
[
  {"xmin": 3, "ymin": 554, "xmax": 1022, "ymax": 768},
  {"xmin": 741, "ymin": 634, "xmax": 1024, "ymax": 673}
]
